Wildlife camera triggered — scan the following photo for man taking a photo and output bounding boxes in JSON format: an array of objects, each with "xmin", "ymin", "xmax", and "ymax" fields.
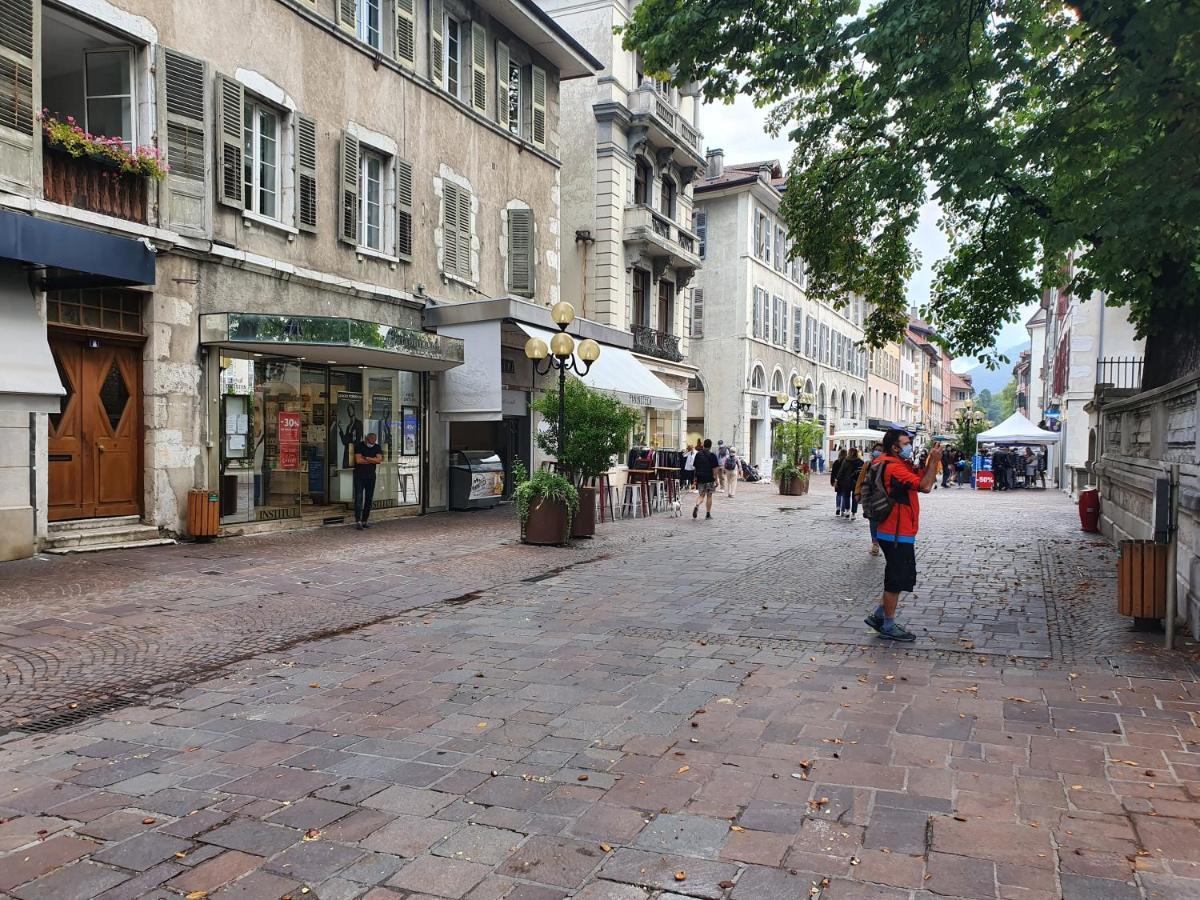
[{"xmin": 863, "ymin": 429, "xmax": 941, "ymax": 642}]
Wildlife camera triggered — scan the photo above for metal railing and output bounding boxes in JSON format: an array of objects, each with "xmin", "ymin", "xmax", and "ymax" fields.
[
  {"xmin": 1097, "ymin": 356, "xmax": 1144, "ymax": 391},
  {"xmin": 627, "ymin": 85, "xmax": 704, "ymax": 156},
  {"xmin": 631, "ymin": 324, "xmax": 684, "ymax": 362},
  {"xmin": 624, "ymin": 205, "xmax": 701, "ymax": 263}
]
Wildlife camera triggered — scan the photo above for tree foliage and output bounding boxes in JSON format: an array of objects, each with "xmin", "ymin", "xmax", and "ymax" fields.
[
  {"xmin": 531, "ymin": 380, "xmax": 640, "ymax": 480},
  {"xmin": 998, "ymin": 378, "xmax": 1019, "ymax": 419},
  {"xmin": 975, "ymin": 388, "xmax": 1002, "ymax": 422},
  {"xmin": 621, "ymin": 0, "xmax": 1200, "ymax": 387}
]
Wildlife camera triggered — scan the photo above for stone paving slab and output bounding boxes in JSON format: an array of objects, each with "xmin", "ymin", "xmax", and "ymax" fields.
[{"xmin": 0, "ymin": 484, "xmax": 1197, "ymax": 898}]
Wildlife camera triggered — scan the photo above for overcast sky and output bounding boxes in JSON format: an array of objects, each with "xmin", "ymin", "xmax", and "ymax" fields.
[{"xmin": 702, "ymin": 97, "xmax": 1037, "ymax": 371}]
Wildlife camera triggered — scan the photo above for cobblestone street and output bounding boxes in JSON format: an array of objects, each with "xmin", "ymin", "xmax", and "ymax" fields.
[{"xmin": 1, "ymin": 483, "xmax": 1198, "ymax": 899}]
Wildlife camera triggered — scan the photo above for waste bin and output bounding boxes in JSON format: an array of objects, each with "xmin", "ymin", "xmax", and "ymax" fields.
[
  {"xmin": 449, "ymin": 451, "xmax": 505, "ymax": 510},
  {"xmin": 1078, "ymin": 488, "xmax": 1101, "ymax": 532},
  {"xmin": 187, "ymin": 489, "xmax": 220, "ymax": 540}
]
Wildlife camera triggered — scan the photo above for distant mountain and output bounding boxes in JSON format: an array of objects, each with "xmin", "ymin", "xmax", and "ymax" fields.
[{"xmin": 963, "ymin": 343, "xmax": 1027, "ymax": 395}]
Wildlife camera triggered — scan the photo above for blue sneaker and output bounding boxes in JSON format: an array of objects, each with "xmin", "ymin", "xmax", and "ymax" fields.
[
  {"xmin": 878, "ymin": 622, "xmax": 916, "ymax": 642},
  {"xmin": 864, "ymin": 613, "xmax": 883, "ymax": 633}
]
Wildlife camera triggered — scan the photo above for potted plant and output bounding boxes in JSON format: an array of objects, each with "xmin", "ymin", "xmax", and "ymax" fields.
[
  {"xmin": 772, "ymin": 419, "xmax": 824, "ymax": 495},
  {"xmin": 532, "ymin": 380, "xmax": 639, "ymax": 538},
  {"xmin": 515, "ymin": 469, "xmax": 579, "ymax": 545}
]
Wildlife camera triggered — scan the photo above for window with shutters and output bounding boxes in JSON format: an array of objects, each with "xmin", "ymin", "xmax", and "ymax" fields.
[
  {"xmin": 530, "ymin": 65, "xmax": 546, "ymax": 148},
  {"xmin": 781, "ymin": 301, "xmax": 789, "ymax": 349},
  {"xmin": 442, "ymin": 181, "xmax": 473, "ymax": 279},
  {"xmin": 0, "ymin": 0, "xmax": 34, "ymax": 139},
  {"xmin": 691, "ymin": 288, "xmax": 703, "ymax": 337},
  {"xmin": 470, "ymin": 23, "xmax": 486, "ymax": 113},
  {"xmin": 694, "ymin": 209, "xmax": 706, "ymax": 258},
  {"xmin": 394, "ymin": 0, "xmax": 416, "ymax": 68},
  {"xmin": 296, "ymin": 115, "xmax": 318, "ymax": 232},
  {"xmin": 361, "ymin": 149, "xmax": 384, "ymax": 251},
  {"xmin": 162, "ymin": 49, "xmax": 207, "ymax": 234},
  {"xmin": 754, "ymin": 210, "xmax": 767, "ymax": 258},
  {"xmin": 771, "ymin": 296, "xmax": 782, "ymax": 345},
  {"xmin": 752, "ymin": 287, "xmax": 763, "ymax": 340},
  {"xmin": 793, "ymin": 311, "xmax": 803, "ymax": 352},
  {"xmin": 505, "ymin": 58, "xmax": 521, "ymax": 135},
  {"xmin": 358, "ymin": 0, "xmax": 383, "ymax": 49},
  {"xmin": 243, "ymin": 101, "xmax": 281, "ymax": 220},
  {"xmin": 445, "ymin": 17, "xmax": 462, "ymax": 98},
  {"xmin": 506, "ymin": 208, "xmax": 534, "ymax": 296},
  {"xmin": 340, "ymin": 131, "xmax": 409, "ymax": 260},
  {"xmin": 775, "ymin": 226, "xmax": 786, "ymax": 271}
]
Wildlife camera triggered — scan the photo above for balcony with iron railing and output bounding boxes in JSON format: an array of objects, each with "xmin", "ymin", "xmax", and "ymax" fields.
[
  {"xmin": 623, "ymin": 205, "xmax": 702, "ymax": 271},
  {"xmin": 1097, "ymin": 356, "xmax": 1144, "ymax": 392},
  {"xmin": 631, "ymin": 323, "xmax": 684, "ymax": 363},
  {"xmin": 627, "ymin": 84, "xmax": 705, "ymax": 167}
]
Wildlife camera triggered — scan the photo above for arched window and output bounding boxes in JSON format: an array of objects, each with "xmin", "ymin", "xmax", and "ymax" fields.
[
  {"xmin": 818, "ymin": 384, "xmax": 827, "ymax": 418},
  {"xmin": 771, "ymin": 368, "xmax": 784, "ymax": 394},
  {"xmin": 788, "ymin": 370, "xmax": 800, "ymax": 396},
  {"xmin": 751, "ymin": 365, "xmax": 766, "ymax": 391}
]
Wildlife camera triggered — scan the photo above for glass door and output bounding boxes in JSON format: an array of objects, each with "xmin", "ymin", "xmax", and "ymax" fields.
[{"xmin": 300, "ymin": 366, "xmax": 329, "ymax": 508}]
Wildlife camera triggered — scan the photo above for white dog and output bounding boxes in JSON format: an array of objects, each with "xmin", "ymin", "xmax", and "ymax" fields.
[{"xmin": 671, "ymin": 498, "xmax": 682, "ymax": 517}]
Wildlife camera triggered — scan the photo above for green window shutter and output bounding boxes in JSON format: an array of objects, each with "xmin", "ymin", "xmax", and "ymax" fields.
[
  {"xmin": 530, "ymin": 65, "xmax": 546, "ymax": 148},
  {"xmin": 394, "ymin": 0, "xmax": 415, "ymax": 68},
  {"xmin": 429, "ymin": 0, "xmax": 444, "ymax": 86},
  {"xmin": 470, "ymin": 22, "xmax": 487, "ymax": 113},
  {"xmin": 337, "ymin": 0, "xmax": 356, "ymax": 32},
  {"xmin": 0, "ymin": 0, "xmax": 35, "ymax": 149},
  {"xmin": 507, "ymin": 208, "xmax": 533, "ymax": 296},
  {"xmin": 339, "ymin": 131, "xmax": 359, "ymax": 245},
  {"xmin": 296, "ymin": 114, "xmax": 318, "ymax": 232},
  {"xmin": 443, "ymin": 182, "xmax": 459, "ymax": 274},
  {"xmin": 456, "ymin": 186, "xmax": 472, "ymax": 277},
  {"xmin": 495, "ymin": 41, "xmax": 509, "ymax": 128},
  {"xmin": 161, "ymin": 48, "xmax": 208, "ymax": 234},
  {"xmin": 214, "ymin": 74, "xmax": 244, "ymax": 208},
  {"xmin": 396, "ymin": 158, "xmax": 413, "ymax": 258}
]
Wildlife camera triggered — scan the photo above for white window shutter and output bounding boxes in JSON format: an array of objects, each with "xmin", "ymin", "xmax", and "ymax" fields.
[
  {"xmin": 456, "ymin": 186, "xmax": 472, "ymax": 277},
  {"xmin": 470, "ymin": 22, "xmax": 487, "ymax": 113},
  {"xmin": 214, "ymin": 74, "xmax": 244, "ymax": 208},
  {"xmin": 296, "ymin": 114, "xmax": 318, "ymax": 232},
  {"xmin": 0, "ymin": 0, "xmax": 36, "ymax": 193},
  {"xmin": 339, "ymin": 131, "xmax": 359, "ymax": 245},
  {"xmin": 530, "ymin": 65, "xmax": 546, "ymax": 148},
  {"xmin": 396, "ymin": 158, "xmax": 413, "ymax": 258},
  {"xmin": 443, "ymin": 182, "xmax": 459, "ymax": 273},
  {"xmin": 161, "ymin": 49, "xmax": 207, "ymax": 235},
  {"xmin": 496, "ymin": 41, "xmax": 509, "ymax": 127},
  {"xmin": 337, "ymin": 0, "xmax": 356, "ymax": 32},
  {"xmin": 429, "ymin": 0, "xmax": 444, "ymax": 86},
  {"xmin": 507, "ymin": 208, "xmax": 534, "ymax": 296},
  {"xmin": 395, "ymin": 0, "xmax": 415, "ymax": 69},
  {"xmin": 692, "ymin": 288, "xmax": 703, "ymax": 338}
]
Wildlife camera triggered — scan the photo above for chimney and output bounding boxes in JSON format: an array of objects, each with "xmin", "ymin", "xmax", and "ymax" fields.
[{"xmin": 705, "ymin": 147, "xmax": 724, "ymax": 179}]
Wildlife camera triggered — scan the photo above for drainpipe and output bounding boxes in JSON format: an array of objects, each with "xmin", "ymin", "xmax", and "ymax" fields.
[{"xmin": 1165, "ymin": 462, "xmax": 1180, "ymax": 650}]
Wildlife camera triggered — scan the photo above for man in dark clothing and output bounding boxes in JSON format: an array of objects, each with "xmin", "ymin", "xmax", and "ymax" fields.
[
  {"xmin": 835, "ymin": 448, "xmax": 864, "ymax": 519},
  {"xmin": 353, "ymin": 432, "xmax": 383, "ymax": 529},
  {"xmin": 691, "ymin": 438, "xmax": 720, "ymax": 520}
]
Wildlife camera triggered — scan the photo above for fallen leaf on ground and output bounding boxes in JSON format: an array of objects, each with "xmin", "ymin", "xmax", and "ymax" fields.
[
  {"xmin": 676, "ymin": 766, "xmax": 690, "ymax": 774},
  {"xmin": 674, "ymin": 871, "xmax": 687, "ymax": 881},
  {"xmin": 308, "ymin": 683, "xmax": 320, "ymax": 689},
  {"xmin": 730, "ymin": 825, "xmax": 745, "ymax": 833},
  {"xmin": 600, "ymin": 843, "xmax": 612, "ymax": 852},
  {"xmin": 577, "ymin": 774, "xmax": 589, "ymax": 782},
  {"xmin": 303, "ymin": 829, "xmax": 322, "ymax": 841}
]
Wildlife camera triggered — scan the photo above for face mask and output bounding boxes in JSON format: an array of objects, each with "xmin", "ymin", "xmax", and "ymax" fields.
[
  {"xmin": 899, "ymin": 445, "xmax": 914, "ymax": 460},
  {"xmin": 871, "ymin": 450, "xmax": 882, "ymax": 459}
]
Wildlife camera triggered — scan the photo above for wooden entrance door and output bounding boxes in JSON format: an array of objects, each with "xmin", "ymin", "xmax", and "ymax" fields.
[{"xmin": 48, "ymin": 335, "xmax": 143, "ymax": 521}]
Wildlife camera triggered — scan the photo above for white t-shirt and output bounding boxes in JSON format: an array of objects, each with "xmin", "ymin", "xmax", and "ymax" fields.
[{"xmin": 683, "ymin": 450, "xmax": 697, "ymax": 471}]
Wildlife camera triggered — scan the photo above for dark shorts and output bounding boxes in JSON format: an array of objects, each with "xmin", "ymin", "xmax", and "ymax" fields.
[
  {"xmin": 696, "ymin": 480, "xmax": 717, "ymax": 496},
  {"xmin": 879, "ymin": 539, "xmax": 917, "ymax": 593}
]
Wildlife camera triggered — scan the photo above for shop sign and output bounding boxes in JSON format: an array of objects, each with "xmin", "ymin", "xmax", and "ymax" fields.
[
  {"xmin": 976, "ymin": 470, "xmax": 994, "ymax": 490},
  {"xmin": 278, "ymin": 410, "xmax": 301, "ymax": 470},
  {"xmin": 469, "ymin": 471, "xmax": 504, "ymax": 500}
]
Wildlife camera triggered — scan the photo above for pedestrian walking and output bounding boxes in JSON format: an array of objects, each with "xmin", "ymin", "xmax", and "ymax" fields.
[
  {"xmin": 855, "ymin": 443, "xmax": 884, "ymax": 555},
  {"xmin": 817, "ymin": 448, "xmax": 826, "ymax": 474},
  {"xmin": 836, "ymin": 448, "xmax": 864, "ymax": 519},
  {"xmin": 691, "ymin": 438, "xmax": 720, "ymax": 520},
  {"xmin": 724, "ymin": 447, "xmax": 739, "ymax": 497},
  {"xmin": 353, "ymin": 431, "xmax": 384, "ymax": 529},
  {"xmin": 860, "ymin": 430, "xmax": 942, "ymax": 642},
  {"xmin": 941, "ymin": 448, "xmax": 955, "ymax": 487},
  {"xmin": 680, "ymin": 442, "xmax": 697, "ymax": 493},
  {"xmin": 715, "ymin": 440, "xmax": 730, "ymax": 492},
  {"xmin": 830, "ymin": 449, "xmax": 848, "ymax": 515}
]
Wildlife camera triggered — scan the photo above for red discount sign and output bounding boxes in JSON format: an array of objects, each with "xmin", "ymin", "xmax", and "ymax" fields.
[
  {"xmin": 975, "ymin": 470, "xmax": 994, "ymax": 490},
  {"xmin": 278, "ymin": 411, "xmax": 301, "ymax": 471}
]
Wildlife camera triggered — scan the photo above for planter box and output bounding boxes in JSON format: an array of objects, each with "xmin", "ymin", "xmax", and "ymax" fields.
[
  {"xmin": 523, "ymin": 497, "xmax": 570, "ymax": 545},
  {"xmin": 43, "ymin": 147, "xmax": 148, "ymax": 224},
  {"xmin": 571, "ymin": 486, "xmax": 596, "ymax": 538},
  {"xmin": 779, "ymin": 476, "xmax": 806, "ymax": 496}
]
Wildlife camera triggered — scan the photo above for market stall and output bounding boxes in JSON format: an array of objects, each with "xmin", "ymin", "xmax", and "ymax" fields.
[{"xmin": 973, "ymin": 412, "xmax": 1061, "ymax": 490}]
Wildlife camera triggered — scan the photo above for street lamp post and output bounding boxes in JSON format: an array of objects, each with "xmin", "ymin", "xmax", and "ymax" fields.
[
  {"xmin": 774, "ymin": 375, "xmax": 815, "ymax": 466},
  {"xmin": 524, "ymin": 301, "xmax": 601, "ymax": 469}
]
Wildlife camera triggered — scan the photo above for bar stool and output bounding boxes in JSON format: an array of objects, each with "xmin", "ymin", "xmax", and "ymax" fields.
[
  {"xmin": 399, "ymin": 472, "xmax": 417, "ymax": 504},
  {"xmin": 620, "ymin": 482, "xmax": 644, "ymax": 518},
  {"xmin": 649, "ymin": 480, "xmax": 667, "ymax": 512},
  {"xmin": 585, "ymin": 473, "xmax": 616, "ymax": 523}
]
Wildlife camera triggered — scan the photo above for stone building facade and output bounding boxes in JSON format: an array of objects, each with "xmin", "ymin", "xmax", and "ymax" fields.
[{"xmin": 0, "ymin": 0, "xmax": 597, "ymax": 558}]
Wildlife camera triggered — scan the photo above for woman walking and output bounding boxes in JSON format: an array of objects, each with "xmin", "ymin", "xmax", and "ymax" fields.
[
  {"xmin": 836, "ymin": 448, "xmax": 864, "ymax": 520},
  {"xmin": 830, "ymin": 449, "xmax": 847, "ymax": 515},
  {"xmin": 680, "ymin": 442, "xmax": 697, "ymax": 493},
  {"xmin": 855, "ymin": 443, "xmax": 884, "ymax": 555}
]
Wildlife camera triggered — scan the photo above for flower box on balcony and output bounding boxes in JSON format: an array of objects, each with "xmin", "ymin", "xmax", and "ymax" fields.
[{"xmin": 43, "ymin": 145, "xmax": 148, "ymax": 224}]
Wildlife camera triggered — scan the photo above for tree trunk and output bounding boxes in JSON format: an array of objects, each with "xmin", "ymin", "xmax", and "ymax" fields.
[{"xmin": 1141, "ymin": 302, "xmax": 1200, "ymax": 391}]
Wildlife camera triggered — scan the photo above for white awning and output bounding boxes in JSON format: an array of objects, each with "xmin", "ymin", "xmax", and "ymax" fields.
[
  {"xmin": 518, "ymin": 324, "xmax": 684, "ymax": 411},
  {"xmin": 834, "ymin": 427, "xmax": 885, "ymax": 441},
  {"xmin": 977, "ymin": 412, "xmax": 1062, "ymax": 445},
  {"xmin": 0, "ymin": 267, "xmax": 65, "ymax": 414}
]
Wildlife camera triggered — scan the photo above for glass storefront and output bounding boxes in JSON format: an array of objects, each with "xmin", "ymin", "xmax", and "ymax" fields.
[{"xmin": 217, "ymin": 353, "xmax": 421, "ymax": 525}]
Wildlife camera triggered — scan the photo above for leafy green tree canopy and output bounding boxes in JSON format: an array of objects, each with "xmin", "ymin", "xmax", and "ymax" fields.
[
  {"xmin": 531, "ymin": 380, "xmax": 640, "ymax": 480},
  {"xmin": 621, "ymin": 0, "xmax": 1200, "ymax": 387}
]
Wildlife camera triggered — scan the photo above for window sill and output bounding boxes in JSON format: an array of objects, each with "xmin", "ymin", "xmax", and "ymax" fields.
[
  {"xmin": 242, "ymin": 211, "xmax": 299, "ymax": 237},
  {"xmin": 442, "ymin": 271, "xmax": 478, "ymax": 289},
  {"xmin": 356, "ymin": 245, "xmax": 402, "ymax": 266}
]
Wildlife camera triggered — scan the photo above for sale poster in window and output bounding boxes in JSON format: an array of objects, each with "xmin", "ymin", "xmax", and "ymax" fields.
[{"xmin": 278, "ymin": 410, "xmax": 301, "ymax": 471}]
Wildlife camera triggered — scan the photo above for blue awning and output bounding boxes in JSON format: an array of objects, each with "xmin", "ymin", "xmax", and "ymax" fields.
[{"xmin": 0, "ymin": 209, "xmax": 156, "ymax": 286}]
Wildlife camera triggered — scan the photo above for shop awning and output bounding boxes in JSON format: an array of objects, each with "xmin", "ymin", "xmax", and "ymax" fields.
[
  {"xmin": 518, "ymin": 324, "xmax": 684, "ymax": 411},
  {"xmin": 436, "ymin": 320, "xmax": 504, "ymax": 421},
  {"xmin": 199, "ymin": 313, "xmax": 465, "ymax": 372},
  {"xmin": 0, "ymin": 267, "xmax": 65, "ymax": 413},
  {"xmin": 0, "ymin": 209, "xmax": 156, "ymax": 286}
]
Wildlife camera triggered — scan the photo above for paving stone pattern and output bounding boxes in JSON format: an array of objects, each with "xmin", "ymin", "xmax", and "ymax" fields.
[{"xmin": 0, "ymin": 482, "xmax": 1197, "ymax": 898}]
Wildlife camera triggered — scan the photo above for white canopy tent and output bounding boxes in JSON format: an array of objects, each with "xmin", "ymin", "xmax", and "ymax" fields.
[
  {"xmin": 833, "ymin": 427, "xmax": 885, "ymax": 443},
  {"xmin": 976, "ymin": 412, "xmax": 1061, "ymax": 445}
]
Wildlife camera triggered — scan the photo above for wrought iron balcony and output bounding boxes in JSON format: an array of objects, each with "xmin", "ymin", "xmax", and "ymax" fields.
[
  {"xmin": 631, "ymin": 324, "xmax": 684, "ymax": 362},
  {"xmin": 1097, "ymin": 356, "xmax": 1144, "ymax": 391},
  {"xmin": 43, "ymin": 148, "xmax": 148, "ymax": 224}
]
